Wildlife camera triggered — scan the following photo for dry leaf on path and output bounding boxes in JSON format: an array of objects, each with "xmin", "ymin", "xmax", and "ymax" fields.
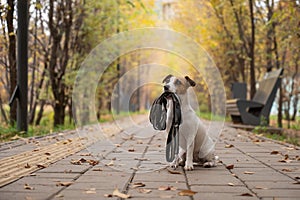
[
  {"xmin": 254, "ymin": 186, "xmax": 268, "ymax": 190},
  {"xmin": 112, "ymin": 188, "xmax": 131, "ymax": 199},
  {"xmin": 270, "ymin": 150, "xmax": 279, "ymax": 155},
  {"xmin": 24, "ymin": 163, "xmax": 31, "ymax": 168},
  {"xmin": 178, "ymin": 190, "xmax": 197, "ymax": 196},
  {"xmin": 158, "ymin": 186, "xmax": 171, "ymax": 191},
  {"xmin": 104, "ymin": 194, "xmax": 113, "ymax": 198},
  {"xmin": 24, "ymin": 183, "xmax": 34, "ymax": 190},
  {"xmin": 105, "ymin": 160, "xmax": 114, "ymax": 166},
  {"xmin": 36, "ymin": 164, "xmax": 47, "ymax": 169},
  {"xmin": 160, "ymin": 195, "xmax": 174, "ymax": 199},
  {"xmin": 228, "ymin": 183, "xmax": 235, "ymax": 186},
  {"xmin": 226, "ymin": 164, "xmax": 234, "ymax": 170},
  {"xmin": 225, "ymin": 144, "xmax": 234, "ymax": 148},
  {"xmin": 92, "ymin": 168, "xmax": 103, "ymax": 171},
  {"xmin": 167, "ymin": 168, "xmax": 182, "ymax": 175},
  {"xmin": 85, "ymin": 188, "xmax": 96, "ymax": 194},
  {"xmin": 128, "ymin": 148, "xmax": 135, "ymax": 152},
  {"xmin": 244, "ymin": 171, "xmax": 255, "ymax": 175},
  {"xmin": 239, "ymin": 193, "xmax": 254, "ymax": 197},
  {"xmin": 56, "ymin": 181, "xmax": 73, "ymax": 187},
  {"xmin": 131, "ymin": 182, "xmax": 146, "ymax": 189},
  {"xmin": 134, "ymin": 158, "xmax": 150, "ymax": 161},
  {"xmin": 137, "ymin": 188, "xmax": 152, "ymax": 194},
  {"xmin": 282, "ymin": 168, "xmax": 293, "ymax": 172}
]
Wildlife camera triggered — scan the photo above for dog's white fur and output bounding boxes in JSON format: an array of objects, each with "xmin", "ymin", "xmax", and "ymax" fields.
[{"xmin": 163, "ymin": 75, "xmax": 217, "ymax": 170}]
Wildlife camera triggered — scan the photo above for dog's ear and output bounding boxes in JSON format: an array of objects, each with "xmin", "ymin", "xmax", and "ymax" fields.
[
  {"xmin": 185, "ymin": 76, "xmax": 196, "ymax": 87},
  {"xmin": 162, "ymin": 74, "xmax": 173, "ymax": 83}
]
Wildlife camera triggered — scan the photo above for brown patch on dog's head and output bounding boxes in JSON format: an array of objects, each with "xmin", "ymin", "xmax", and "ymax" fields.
[{"xmin": 163, "ymin": 75, "xmax": 196, "ymax": 94}]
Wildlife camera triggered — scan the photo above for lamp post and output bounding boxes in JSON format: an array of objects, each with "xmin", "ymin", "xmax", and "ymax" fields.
[{"xmin": 17, "ymin": 0, "xmax": 28, "ymax": 132}]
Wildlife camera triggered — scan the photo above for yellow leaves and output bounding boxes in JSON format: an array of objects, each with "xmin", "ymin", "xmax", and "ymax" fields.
[
  {"xmin": 56, "ymin": 181, "xmax": 73, "ymax": 187},
  {"xmin": 178, "ymin": 189, "xmax": 197, "ymax": 196},
  {"xmin": 112, "ymin": 188, "xmax": 131, "ymax": 199}
]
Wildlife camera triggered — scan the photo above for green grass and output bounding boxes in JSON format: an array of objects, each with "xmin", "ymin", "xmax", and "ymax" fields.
[
  {"xmin": 263, "ymin": 132, "xmax": 299, "ymax": 146},
  {"xmin": 196, "ymin": 111, "xmax": 229, "ymax": 122}
]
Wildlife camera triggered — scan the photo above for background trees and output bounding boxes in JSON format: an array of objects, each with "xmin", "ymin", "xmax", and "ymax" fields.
[
  {"xmin": 170, "ymin": 0, "xmax": 300, "ymax": 127},
  {"xmin": 0, "ymin": 0, "xmax": 299, "ymax": 130}
]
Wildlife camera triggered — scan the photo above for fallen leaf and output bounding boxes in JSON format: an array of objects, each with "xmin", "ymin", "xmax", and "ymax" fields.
[
  {"xmin": 92, "ymin": 168, "xmax": 103, "ymax": 171},
  {"xmin": 270, "ymin": 150, "xmax": 279, "ymax": 155},
  {"xmin": 134, "ymin": 158, "xmax": 150, "ymax": 161},
  {"xmin": 80, "ymin": 153, "xmax": 91, "ymax": 156},
  {"xmin": 45, "ymin": 152, "xmax": 51, "ymax": 156},
  {"xmin": 137, "ymin": 188, "xmax": 152, "ymax": 194},
  {"xmin": 225, "ymin": 144, "xmax": 234, "ymax": 148},
  {"xmin": 131, "ymin": 182, "xmax": 146, "ymax": 189},
  {"xmin": 33, "ymin": 148, "xmax": 40, "ymax": 152},
  {"xmin": 239, "ymin": 193, "xmax": 254, "ymax": 197},
  {"xmin": 158, "ymin": 186, "xmax": 171, "ymax": 191},
  {"xmin": 136, "ymin": 140, "xmax": 143, "ymax": 144},
  {"xmin": 167, "ymin": 168, "xmax": 182, "ymax": 175},
  {"xmin": 178, "ymin": 190, "xmax": 197, "ymax": 196},
  {"xmin": 87, "ymin": 159, "xmax": 99, "ymax": 166},
  {"xmin": 24, "ymin": 163, "xmax": 31, "ymax": 168},
  {"xmin": 160, "ymin": 195, "xmax": 174, "ymax": 199},
  {"xmin": 282, "ymin": 168, "xmax": 293, "ymax": 172},
  {"xmin": 70, "ymin": 160, "xmax": 82, "ymax": 165},
  {"xmin": 36, "ymin": 164, "xmax": 47, "ymax": 169},
  {"xmin": 254, "ymin": 186, "xmax": 268, "ymax": 190},
  {"xmin": 228, "ymin": 183, "xmax": 235, "ymax": 186},
  {"xmin": 55, "ymin": 194, "xmax": 64, "ymax": 198},
  {"xmin": 128, "ymin": 148, "xmax": 135, "ymax": 152},
  {"xmin": 56, "ymin": 181, "xmax": 73, "ymax": 187},
  {"xmin": 85, "ymin": 188, "xmax": 96, "ymax": 194},
  {"xmin": 112, "ymin": 188, "xmax": 131, "ymax": 199},
  {"xmin": 105, "ymin": 160, "xmax": 114, "ymax": 166},
  {"xmin": 24, "ymin": 183, "xmax": 34, "ymax": 190},
  {"xmin": 244, "ymin": 171, "xmax": 255, "ymax": 175},
  {"xmin": 278, "ymin": 159, "xmax": 292, "ymax": 163},
  {"xmin": 226, "ymin": 164, "xmax": 234, "ymax": 170},
  {"xmin": 295, "ymin": 176, "xmax": 300, "ymax": 180},
  {"xmin": 104, "ymin": 194, "xmax": 113, "ymax": 198}
]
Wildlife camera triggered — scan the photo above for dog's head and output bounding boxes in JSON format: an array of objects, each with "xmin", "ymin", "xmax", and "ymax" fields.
[{"xmin": 162, "ymin": 74, "xmax": 196, "ymax": 94}]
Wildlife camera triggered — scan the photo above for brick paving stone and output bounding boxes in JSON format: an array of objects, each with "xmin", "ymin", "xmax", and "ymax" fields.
[{"xmin": 1, "ymin": 119, "xmax": 299, "ymax": 200}]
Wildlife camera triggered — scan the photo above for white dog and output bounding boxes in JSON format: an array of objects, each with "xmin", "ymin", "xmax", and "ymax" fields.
[{"xmin": 163, "ymin": 74, "xmax": 217, "ymax": 170}]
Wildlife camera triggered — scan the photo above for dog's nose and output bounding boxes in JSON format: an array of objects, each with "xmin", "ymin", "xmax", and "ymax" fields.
[{"xmin": 164, "ymin": 85, "xmax": 169, "ymax": 91}]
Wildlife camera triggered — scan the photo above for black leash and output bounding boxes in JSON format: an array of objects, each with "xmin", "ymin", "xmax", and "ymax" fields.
[{"xmin": 149, "ymin": 92, "xmax": 182, "ymax": 162}]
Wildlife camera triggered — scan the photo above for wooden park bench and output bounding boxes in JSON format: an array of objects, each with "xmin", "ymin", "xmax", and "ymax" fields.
[{"xmin": 226, "ymin": 68, "xmax": 283, "ymax": 126}]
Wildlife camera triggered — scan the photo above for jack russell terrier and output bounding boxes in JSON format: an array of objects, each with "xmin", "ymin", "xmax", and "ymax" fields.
[{"xmin": 163, "ymin": 74, "xmax": 217, "ymax": 170}]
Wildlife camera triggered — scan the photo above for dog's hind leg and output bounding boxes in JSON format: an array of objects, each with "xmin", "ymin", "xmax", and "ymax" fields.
[{"xmin": 203, "ymin": 154, "xmax": 218, "ymax": 168}]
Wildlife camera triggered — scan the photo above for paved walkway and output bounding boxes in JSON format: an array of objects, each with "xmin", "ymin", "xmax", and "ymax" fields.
[{"xmin": 0, "ymin": 116, "xmax": 299, "ymax": 200}]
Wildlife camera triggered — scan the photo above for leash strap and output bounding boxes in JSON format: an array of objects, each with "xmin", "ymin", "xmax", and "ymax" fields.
[
  {"xmin": 166, "ymin": 93, "xmax": 181, "ymax": 162},
  {"xmin": 149, "ymin": 92, "xmax": 182, "ymax": 162}
]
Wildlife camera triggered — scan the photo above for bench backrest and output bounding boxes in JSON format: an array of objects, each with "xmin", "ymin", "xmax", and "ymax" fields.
[{"xmin": 252, "ymin": 68, "xmax": 283, "ymax": 116}]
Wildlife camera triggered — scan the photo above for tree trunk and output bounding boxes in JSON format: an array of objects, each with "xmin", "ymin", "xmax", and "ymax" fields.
[
  {"xmin": 249, "ymin": 0, "xmax": 256, "ymax": 99},
  {"xmin": 7, "ymin": 0, "xmax": 17, "ymax": 125},
  {"xmin": 35, "ymin": 99, "xmax": 45, "ymax": 126}
]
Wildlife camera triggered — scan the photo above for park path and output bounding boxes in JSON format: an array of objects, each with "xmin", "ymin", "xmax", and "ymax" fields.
[{"xmin": 0, "ymin": 115, "xmax": 299, "ymax": 200}]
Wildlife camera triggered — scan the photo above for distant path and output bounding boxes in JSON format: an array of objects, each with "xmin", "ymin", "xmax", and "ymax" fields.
[{"xmin": 0, "ymin": 115, "xmax": 299, "ymax": 200}]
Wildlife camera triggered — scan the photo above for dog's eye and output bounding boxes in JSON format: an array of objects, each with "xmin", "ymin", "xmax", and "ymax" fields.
[{"xmin": 175, "ymin": 80, "xmax": 182, "ymax": 85}]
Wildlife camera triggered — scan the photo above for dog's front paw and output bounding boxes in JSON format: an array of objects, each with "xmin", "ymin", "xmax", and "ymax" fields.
[
  {"xmin": 170, "ymin": 155, "xmax": 181, "ymax": 169},
  {"xmin": 184, "ymin": 161, "xmax": 194, "ymax": 171}
]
